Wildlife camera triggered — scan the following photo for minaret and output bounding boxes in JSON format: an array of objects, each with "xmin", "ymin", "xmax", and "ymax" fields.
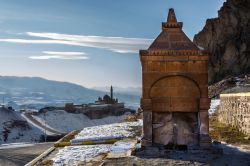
[{"xmin": 110, "ymin": 85, "xmax": 113, "ymax": 101}]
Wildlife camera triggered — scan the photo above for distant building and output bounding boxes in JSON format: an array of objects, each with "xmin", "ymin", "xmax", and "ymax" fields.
[
  {"xmin": 65, "ymin": 103, "xmax": 76, "ymax": 112},
  {"xmin": 96, "ymin": 85, "xmax": 118, "ymax": 104}
]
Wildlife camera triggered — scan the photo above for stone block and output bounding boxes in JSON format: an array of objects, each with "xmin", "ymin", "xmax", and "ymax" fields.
[
  {"xmin": 199, "ymin": 134, "xmax": 211, "ymax": 148},
  {"xmin": 188, "ymin": 60, "xmax": 208, "ymax": 73},
  {"xmin": 142, "ymin": 111, "xmax": 152, "ymax": 146},
  {"xmin": 199, "ymin": 111, "xmax": 209, "ymax": 135},
  {"xmin": 199, "ymin": 98, "xmax": 211, "ymax": 110},
  {"xmin": 141, "ymin": 99, "xmax": 152, "ymax": 110}
]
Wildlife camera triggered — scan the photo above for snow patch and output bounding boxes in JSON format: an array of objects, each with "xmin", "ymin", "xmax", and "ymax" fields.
[
  {"xmin": 111, "ymin": 141, "xmax": 135, "ymax": 153},
  {"xmin": 0, "ymin": 108, "xmax": 42, "ymax": 144},
  {"xmin": 209, "ymin": 99, "xmax": 220, "ymax": 115},
  {"xmin": 32, "ymin": 110, "xmax": 127, "ymax": 133},
  {"xmin": 71, "ymin": 120, "xmax": 142, "ymax": 144},
  {"xmin": 53, "ymin": 145, "xmax": 111, "ymax": 166}
]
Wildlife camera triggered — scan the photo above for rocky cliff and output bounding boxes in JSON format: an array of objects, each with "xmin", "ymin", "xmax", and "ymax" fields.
[
  {"xmin": 194, "ymin": 0, "xmax": 250, "ymax": 84},
  {"xmin": 208, "ymin": 74, "xmax": 250, "ymax": 98}
]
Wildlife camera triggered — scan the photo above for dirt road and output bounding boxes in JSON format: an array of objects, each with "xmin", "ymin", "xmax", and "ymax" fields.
[
  {"xmin": 0, "ymin": 142, "xmax": 54, "ymax": 166},
  {"xmin": 23, "ymin": 113, "xmax": 63, "ymax": 135}
]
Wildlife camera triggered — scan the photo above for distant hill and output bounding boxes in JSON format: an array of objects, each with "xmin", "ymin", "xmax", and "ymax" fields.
[{"xmin": 0, "ymin": 76, "xmax": 140, "ymax": 110}]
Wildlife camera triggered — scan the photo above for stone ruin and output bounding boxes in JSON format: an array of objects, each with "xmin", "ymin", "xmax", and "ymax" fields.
[{"xmin": 140, "ymin": 8, "xmax": 211, "ymax": 150}]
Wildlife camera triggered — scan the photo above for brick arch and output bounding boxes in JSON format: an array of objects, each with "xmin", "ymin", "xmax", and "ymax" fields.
[{"xmin": 149, "ymin": 75, "xmax": 200, "ymax": 112}]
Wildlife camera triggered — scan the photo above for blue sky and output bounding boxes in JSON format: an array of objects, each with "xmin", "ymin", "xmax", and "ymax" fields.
[{"xmin": 0, "ymin": 0, "xmax": 225, "ymax": 88}]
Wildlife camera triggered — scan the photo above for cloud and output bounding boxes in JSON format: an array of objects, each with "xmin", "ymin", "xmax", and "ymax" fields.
[
  {"xmin": 26, "ymin": 32, "xmax": 152, "ymax": 45},
  {"xmin": 0, "ymin": 39, "xmax": 83, "ymax": 45},
  {"xmin": 43, "ymin": 51, "xmax": 86, "ymax": 56},
  {"xmin": 29, "ymin": 51, "xmax": 89, "ymax": 60},
  {"xmin": 0, "ymin": 32, "xmax": 153, "ymax": 54}
]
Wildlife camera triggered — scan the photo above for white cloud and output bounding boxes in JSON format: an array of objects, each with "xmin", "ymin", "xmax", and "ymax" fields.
[
  {"xmin": 29, "ymin": 51, "xmax": 89, "ymax": 60},
  {"xmin": 0, "ymin": 39, "xmax": 83, "ymax": 45},
  {"xmin": 43, "ymin": 51, "xmax": 86, "ymax": 56},
  {"xmin": 26, "ymin": 32, "xmax": 152, "ymax": 45},
  {"xmin": 0, "ymin": 32, "xmax": 153, "ymax": 54}
]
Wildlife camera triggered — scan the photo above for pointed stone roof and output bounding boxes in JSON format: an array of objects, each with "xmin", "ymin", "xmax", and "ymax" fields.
[{"xmin": 148, "ymin": 8, "xmax": 199, "ymax": 51}]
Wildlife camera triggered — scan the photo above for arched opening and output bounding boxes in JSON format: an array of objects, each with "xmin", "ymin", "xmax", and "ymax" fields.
[{"xmin": 149, "ymin": 75, "xmax": 200, "ymax": 146}]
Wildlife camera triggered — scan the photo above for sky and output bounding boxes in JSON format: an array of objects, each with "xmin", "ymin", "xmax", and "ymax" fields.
[{"xmin": 0, "ymin": 0, "xmax": 225, "ymax": 88}]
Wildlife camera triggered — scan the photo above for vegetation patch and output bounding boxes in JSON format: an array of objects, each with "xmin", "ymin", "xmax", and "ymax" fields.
[{"xmin": 209, "ymin": 116, "xmax": 250, "ymax": 144}]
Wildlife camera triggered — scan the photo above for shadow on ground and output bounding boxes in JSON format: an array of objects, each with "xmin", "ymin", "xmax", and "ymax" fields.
[{"xmin": 103, "ymin": 144, "xmax": 250, "ymax": 166}]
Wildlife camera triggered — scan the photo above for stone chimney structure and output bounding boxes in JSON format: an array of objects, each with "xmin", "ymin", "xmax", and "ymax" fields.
[{"xmin": 140, "ymin": 8, "xmax": 211, "ymax": 148}]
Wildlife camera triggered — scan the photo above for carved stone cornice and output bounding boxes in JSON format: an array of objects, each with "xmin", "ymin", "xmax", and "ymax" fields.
[{"xmin": 140, "ymin": 50, "xmax": 209, "ymax": 56}]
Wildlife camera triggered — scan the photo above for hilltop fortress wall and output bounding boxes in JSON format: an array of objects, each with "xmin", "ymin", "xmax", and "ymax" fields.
[{"xmin": 218, "ymin": 93, "xmax": 250, "ymax": 136}]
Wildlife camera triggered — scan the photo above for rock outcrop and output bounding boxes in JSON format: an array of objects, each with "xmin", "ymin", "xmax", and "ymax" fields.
[
  {"xmin": 194, "ymin": 0, "xmax": 250, "ymax": 84},
  {"xmin": 208, "ymin": 74, "xmax": 250, "ymax": 98}
]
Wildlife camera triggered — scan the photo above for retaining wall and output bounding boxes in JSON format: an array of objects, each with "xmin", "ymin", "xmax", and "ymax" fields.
[{"xmin": 218, "ymin": 93, "xmax": 250, "ymax": 136}]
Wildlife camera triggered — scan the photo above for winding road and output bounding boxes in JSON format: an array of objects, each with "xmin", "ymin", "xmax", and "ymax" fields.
[{"xmin": 22, "ymin": 113, "xmax": 63, "ymax": 135}]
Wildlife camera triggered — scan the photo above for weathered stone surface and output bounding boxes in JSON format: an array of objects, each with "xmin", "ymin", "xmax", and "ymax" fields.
[
  {"xmin": 152, "ymin": 112, "xmax": 199, "ymax": 146},
  {"xmin": 152, "ymin": 112, "xmax": 173, "ymax": 145},
  {"xmin": 141, "ymin": 111, "xmax": 152, "ymax": 146},
  {"xmin": 194, "ymin": 0, "xmax": 250, "ymax": 84},
  {"xmin": 218, "ymin": 93, "xmax": 250, "ymax": 136},
  {"xmin": 199, "ymin": 111, "xmax": 209, "ymax": 135}
]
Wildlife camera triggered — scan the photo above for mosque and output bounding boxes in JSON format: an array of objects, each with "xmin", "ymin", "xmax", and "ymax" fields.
[{"xmin": 96, "ymin": 86, "xmax": 119, "ymax": 104}]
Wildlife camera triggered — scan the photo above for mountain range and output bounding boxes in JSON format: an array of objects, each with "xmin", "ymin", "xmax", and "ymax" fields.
[{"xmin": 0, "ymin": 76, "xmax": 140, "ymax": 110}]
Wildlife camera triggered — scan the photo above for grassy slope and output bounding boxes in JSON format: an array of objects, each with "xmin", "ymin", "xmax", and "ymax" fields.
[{"xmin": 209, "ymin": 116, "xmax": 250, "ymax": 144}]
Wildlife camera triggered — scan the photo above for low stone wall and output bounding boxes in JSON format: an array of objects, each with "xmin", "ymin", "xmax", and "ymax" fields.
[{"xmin": 218, "ymin": 93, "xmax": 250, "ymax": 136}]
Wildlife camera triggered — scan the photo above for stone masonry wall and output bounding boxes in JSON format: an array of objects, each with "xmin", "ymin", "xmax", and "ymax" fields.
[{"xmin": 218, "ymin": 93, "xmax": 250, "ymax": 136}]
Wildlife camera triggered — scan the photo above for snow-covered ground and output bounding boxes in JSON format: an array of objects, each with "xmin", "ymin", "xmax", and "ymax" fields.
[
  {"xmin": 0, "ymin": 125, "xmax": 42, "ymax": 144},
  {"xmin": 52, "ymin": 141, "xmax": 138, "ymax": 166},
  {"xmin": 32, "ymin": 110, "xmax": 127, "ymax": 133},
  {"xmin": 208, "ymin": 99, "xmax": 220, "ymax": 115},
  {"xmin": 50, "ymin": 101, "xmax": 226, "ymax": 165},
  {"xmin": 52, "ymin": 121, "xmax": 142, "ymax": 166},
  {"xmin": 110, "ymin": 141, "xmax": 136, "ymax": 153},
  {"xmin": 31, "ymin": 114, "xmax": 63, "ymax": 134},
  {"xmin": 71, "ymin": 120, "xmax": 142, "ymax": 144},
  {"xmin": 0, "ymin": 107, "xmax": 42, "ymax": 144},
  {"xmin": 1, "ymin": 106, "xmax": 130, "ymax": 144},
  {"xmin": 53, "ymin": 145, "xmax": 111, "ymax": 166}
]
